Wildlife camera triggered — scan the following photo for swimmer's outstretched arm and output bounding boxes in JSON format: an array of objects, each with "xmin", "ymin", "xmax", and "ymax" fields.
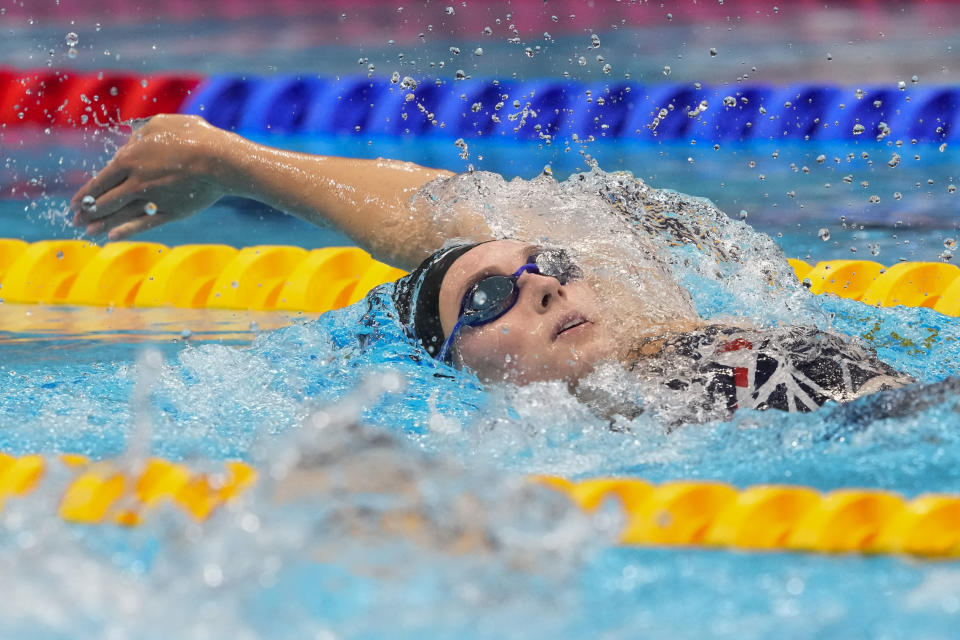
[{"xmin": 70, "ymin": 114, "xmax": 488, "ymax": 270}]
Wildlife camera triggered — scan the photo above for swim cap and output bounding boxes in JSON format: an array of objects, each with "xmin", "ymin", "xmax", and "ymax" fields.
[{"xmin": 393, "ymin": 242, "xmax": 487, "ymax": 358}]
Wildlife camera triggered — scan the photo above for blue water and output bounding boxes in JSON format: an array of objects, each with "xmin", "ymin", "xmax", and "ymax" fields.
[
  {"xmin": 3, "ymin": 160, "xmax": 960, "ymax": 637},
  {"xmin": 3, "ymin": 3, "xmax": 960, "ymax": 638}
]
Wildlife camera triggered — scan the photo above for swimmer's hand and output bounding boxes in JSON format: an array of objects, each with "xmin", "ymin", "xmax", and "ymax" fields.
[{"xmin": 70, "ymin": 114, "xmax": 227, "ymax": 240}]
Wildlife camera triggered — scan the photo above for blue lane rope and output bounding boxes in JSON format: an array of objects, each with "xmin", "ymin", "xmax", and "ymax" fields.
[{"xmin": 180, "ymin": 74, "xmax": 959, "ymax": 142}]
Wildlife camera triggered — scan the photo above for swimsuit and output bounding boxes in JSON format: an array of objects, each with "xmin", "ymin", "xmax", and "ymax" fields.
[{"xmin": 626, "ymin": 325, "xmax": 913, "ymax": 424}]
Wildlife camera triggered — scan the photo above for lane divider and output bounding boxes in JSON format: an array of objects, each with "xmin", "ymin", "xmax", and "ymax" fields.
[
  {"xmin": 2, "ymin": 70, "xmax": 956, "ymax": 142},
  {"xmin": 535, "ymin": 476, "xmax": 960, "ymax": 556},
  {"xmin": 0, "ymin": 454, "xmax": 255, "ymax": 525},
  {"xmin": 4, "ymin": 452, "xmax": 960, "ymax": 557},
  {"xmin": 0, "ymin": 240, "xmax": 406, "ymax": 312},
  {"xmin": 787, "ymin": 257, "xmax": 960, "ymax": 314},
  {"xmin": 1, "ymin": 240, "xmax": 958, "ymax": 316},
  {"xmin": 0, "ymin": 69, "xmax": 199, "ymax": 128}
]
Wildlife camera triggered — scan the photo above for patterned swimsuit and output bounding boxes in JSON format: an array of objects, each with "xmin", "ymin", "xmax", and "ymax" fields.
[{"xmin": 624, "ymin": 326, "xmax": 913, "ymax": 424}]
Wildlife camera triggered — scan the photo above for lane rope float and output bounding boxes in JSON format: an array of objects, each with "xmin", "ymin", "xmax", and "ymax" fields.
[
  {"xmin": 4, "ymin": 453, "xmax": 960, "ymax": 558},
  {"xmin": 2, "ymin": 69, "xmax": 957, "ymax": 142},
  {"xmin": 1, "ymin": 239, "xmax": 959, "ymax": 316}
]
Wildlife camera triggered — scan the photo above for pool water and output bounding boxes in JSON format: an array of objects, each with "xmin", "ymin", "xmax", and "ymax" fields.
[
  {"xmin": 3, "ymin": 162, "xmax": 960, "ymax": 638},
  {"xmin": 3, "ymin": 2, "xmax": 960, "ymax": 638}
]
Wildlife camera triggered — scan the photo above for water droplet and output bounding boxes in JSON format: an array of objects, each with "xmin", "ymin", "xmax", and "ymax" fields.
[
  {"xmin": 662, "ymin": 65, "xmax": 671, "ymax": 76},
  {"xmin": 449, "ymin": 46, "xmax": 461, "ymax": 55},
  {"xmin": 897, "ymin": 80, "xmax": 907, "ymax": 91},
  {"xmin": 939, "ymin": 143, "xmax": 948, "ymax": 153},
  {"xmin": 852, "ymin": 123, "xmax": 865, "ymax": 135},
  {"xmin": 143, "ymin": 202, "xmax": 158, "ymax": 216},
  {"xmin": 949, "ymin": 185, "xmax": 957, "ymax": 194},
  {"xmin": 65, "ymin": 32, "xmax": 78, "ymax": 46},
  {"xmin": 911, "ymin": 75, "xmax": 920, "ymax": 84},
  {"xmin": 473, "ymin": 290, "xmax": 488, "ymax": 306},
  {"xmin": 723, "ymin": 96, "xmax": 736, "ymax": 107},
  {"xmin": 826, "ymin": 52, "xmax": 833, "ymax": 60},
  {"xmin": 894, "ymin": 191, "xmax": 903, "ymax": 200},
  {"xmin": 843, "ymin": 175, "xmax": 853, "ymax": 184},
  {"xmin": 816, "ymin": 154, "xmax": 826, "ymax": 164},
  {"xmin": 56, "ymin": 250, "xmax": 64, "ymax": 260},
  {"xmin": 739, "ymin": 210, "xmax": 748, "ymax": 220},
  {"xmin": 888, "ymin": 153, "xmax": 901, "ymax": 168},
  {"xmin": 80, "ymin": 194, "xmax": 96, "ymax": 211},
  {"xmin": 203, "ymin": 563, "xmax": 223, "ymax": 588},
  {"xmin": 473, "ymin": 47, "xmax": 483, "ymax": 56},
  {"xmin": 666, "ymin": 13, "xmax": 673, "ymax": 20},
  {"xmin": 945, "ymin": 238, "xmax": 957, "ymax": 250},
  {"xmin": 445, "ymin": 6, "xmax": 455, "ymax": 15},
  {"xmin": 869, "ymin": 195, "xmax": 880, "ymax": 203},
  {"xmin": 602, "ymin": 63, "xmax": 612, "ymax": 74},
  {"xmin": 67, "ymin": 48, "xmax": 77, "ymax": 59},
  {"xmin": 590, "ymin": 34, "xmax": 601, "ymax": 48},
  {"xmin": 849, "ymin": 246, "xmax": 858, "ymax": 253},
  {"xmin": 709, "ymin": 47, "xmax": 718, "ymax": 56},
  {"xmin": 483, "ymin": 26, "xmax": 492, "ymax": 35},
  {"xmin": 941, "ymin": 250, "xmax": 954, "ymax": 262},
  {"xmin": 818, "ymin": 228, "xmax": 831, "ymax": 241},
  {"xmin": 869, "ymin": 243, "xmax": 881, "ymax": 256},
  {"xmin": 180, "ymin": 328, "xmax": 192, "ymax": 339}
]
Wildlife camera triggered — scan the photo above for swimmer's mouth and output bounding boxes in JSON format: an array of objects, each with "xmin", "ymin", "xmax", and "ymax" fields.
[{"xmin": 554, "ymin": 315, "xmax": 590, "ymax": 339}]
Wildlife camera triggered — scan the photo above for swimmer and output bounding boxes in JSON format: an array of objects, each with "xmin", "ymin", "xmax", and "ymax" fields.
[{"xmin": 70, "ymin": 114, "xmax": 912, "ymax": 423}]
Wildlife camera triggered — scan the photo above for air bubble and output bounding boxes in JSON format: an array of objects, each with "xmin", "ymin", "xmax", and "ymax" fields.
[
  {"xmin": 722, "ymin": 96, "xmax": 736, "ymax": 107},
  {"xmin": 80, "ymin": 195, "xmax": 96, "ymax": 211},
  {"xmin": 852, "ymin": 123, "xmax": 865, "ymax": 135},
  {"xmin": 945, "ymin": 238, "xmax": 957, "ymax": 250},
  {"xmin": 65, "ymin": 32, "xmax": 78, "ymax": 46},
  {"xmin": 590, "ymin": 34, "xmax": 601, "ymax": 48},
  {"xmin": 662, "ymin": 66, "xmax": 671, "ymax": 76},
  {"xmin": 894, "ymin": 191, "xmax": 903, "ymax": 200},
  {"xmin": 818, "ymin": 228, "xmax": 831, "ymax": 241},
  {"xmin": 144, "ymin": 202, "xmax": 158, "ymax": 216},
  {"xmin": 739, "ymin": 210, "xmax": 748, "ymax": 220}
]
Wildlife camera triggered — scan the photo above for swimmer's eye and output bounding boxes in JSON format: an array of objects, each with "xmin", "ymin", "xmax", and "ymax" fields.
[{"xmin": 529, "ymin": 249, "xmax": 582, "ymax": 285}]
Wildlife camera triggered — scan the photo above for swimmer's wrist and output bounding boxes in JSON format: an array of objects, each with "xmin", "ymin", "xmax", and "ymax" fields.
[{"xmin": 197, "ymin": 125, "xmax": 256, "ymax": 198}]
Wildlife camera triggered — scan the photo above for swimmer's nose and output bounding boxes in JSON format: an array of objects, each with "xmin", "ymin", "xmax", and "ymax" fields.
[{"xmin": 519, "ymin": 271, "xmax": 563, "ymax": 313}]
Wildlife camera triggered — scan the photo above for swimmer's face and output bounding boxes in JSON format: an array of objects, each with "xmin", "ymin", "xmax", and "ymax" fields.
[{"xmin": 437, "ymin": 240, "xmax": 617, "ymax": 385}]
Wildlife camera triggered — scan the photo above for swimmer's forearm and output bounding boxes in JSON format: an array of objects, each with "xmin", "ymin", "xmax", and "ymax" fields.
[{"xmin": 211, "ymin": 132, "xmax": 455, "ymax": 270}]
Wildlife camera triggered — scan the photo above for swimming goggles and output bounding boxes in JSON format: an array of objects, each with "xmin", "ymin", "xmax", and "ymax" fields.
[{"xmin": 437, "ymin": 249, "xmax": 582, "ymax": 362}]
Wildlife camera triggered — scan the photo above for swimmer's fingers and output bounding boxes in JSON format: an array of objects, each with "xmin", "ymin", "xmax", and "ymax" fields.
[
  {"xmin": 106, "ymin": 211, "xmax": 171, "ymax": 241},
  {"xmin": 80, "ymin": 182, "xmax": 144, "ymax": 223},
  {"xmin": 84, "ymin": 200, "xmax": 149, "ymax": 236},
  {"xmin": 70, "ymin": 163, "xmax": 129, "ymax": 221}
]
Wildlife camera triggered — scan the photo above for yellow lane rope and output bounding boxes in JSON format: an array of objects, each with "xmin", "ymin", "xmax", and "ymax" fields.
[
  {"xmin": 2, "ymin": 454, "xmax": 960, "ymax": 558},
  {"xmin": 1, "ymin": 239, "xmax": 959, "ymax": 315}
]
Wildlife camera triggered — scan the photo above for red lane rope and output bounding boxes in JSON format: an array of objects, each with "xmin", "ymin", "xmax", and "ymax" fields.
[{"xmin": 0, "ymin": 68, "xmax": 200, "ymax": 129}]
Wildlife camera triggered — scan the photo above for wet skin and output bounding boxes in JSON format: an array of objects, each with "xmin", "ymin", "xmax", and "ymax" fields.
[{"xmin": 436, "ymin": 240, "xmax": 619, "ymax": 385}]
